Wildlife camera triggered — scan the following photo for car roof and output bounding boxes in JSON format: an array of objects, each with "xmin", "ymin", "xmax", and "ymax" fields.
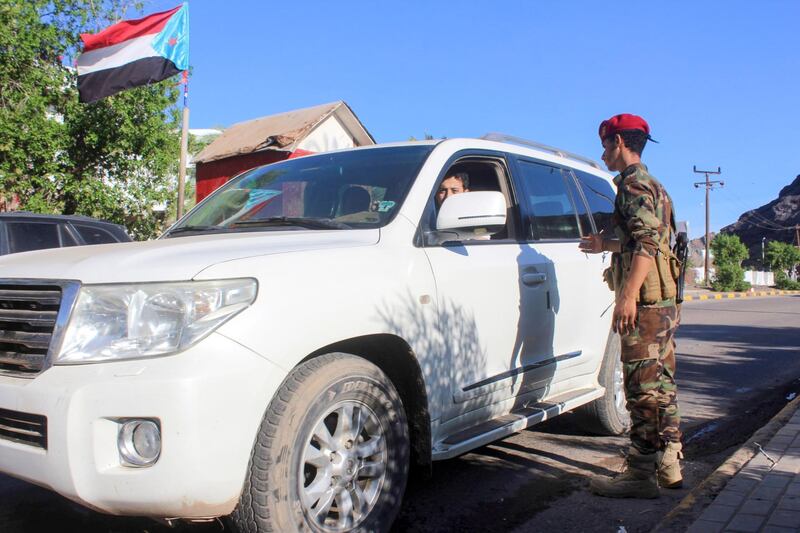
[{"xmin": 284, "ymin": 136, "xmax": 611, "ymax": 181}]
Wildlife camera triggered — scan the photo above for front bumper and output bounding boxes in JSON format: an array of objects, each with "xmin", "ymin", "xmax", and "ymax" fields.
[{"xmin": 0, "ymin": 333, "xmax": 286, "ymax": 518}]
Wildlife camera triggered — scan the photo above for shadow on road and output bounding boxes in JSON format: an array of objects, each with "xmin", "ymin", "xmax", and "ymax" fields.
[
  {"xmin": 677, "ymin": 323, "xmax": 799, "ymax": 406},
  {"xmin": 392, "ymin": 414, "xmax": 628, "ymax": 533},
  {"xmin": 676, "ymin": 319, "xmax": 800, "ymax": 457}
]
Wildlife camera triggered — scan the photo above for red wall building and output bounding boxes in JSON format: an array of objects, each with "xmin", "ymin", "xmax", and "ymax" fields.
[{"xmin": 194, "ymin": 101, "xmax": 374, "ymax": 203}]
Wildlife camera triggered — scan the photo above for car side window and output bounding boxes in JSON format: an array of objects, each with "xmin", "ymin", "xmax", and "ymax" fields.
[
  {"xmin": 575, "ymin": 170, "xmax": 616, "ymax": 235},
  {"xmin": 73, "ymin": 224, "xmax": 120, "ymax": 245},
  {"xmin": 6, "ymin": 222, "xmax": 61, "ymax": 253},
  {"xmin": 422, "ymin": 157, "xmax": 517, "ymax": 245},
  {"xmin": 59, "ymin": 225, "xmax": 79, "ymax": 247},
  {"xmin": 564, "ymin": 170, "xmax": 593, "ymax": 236},
  {"xmin": 516, "ymin": 159, "xmax": 582, "ymax": 240}
]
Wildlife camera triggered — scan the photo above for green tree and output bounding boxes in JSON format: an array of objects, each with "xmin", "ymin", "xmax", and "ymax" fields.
[
  {"xmin": 0, "ymin": 1, "xmax": 181, "ymax": 239},
  {"xmin": 766, "ymin": 241, "xmax": 800, "ymax": 274},
  {"xmin": 766, "ymin": 241, "xmax": 800, "ymax": 289},
  {"xmin": 710, "ymin": 233, "xmax": 751, "ymax": 292},
  {"xmin": 170, "ymin": 130, "xmax": 221, "ymax": 221}
]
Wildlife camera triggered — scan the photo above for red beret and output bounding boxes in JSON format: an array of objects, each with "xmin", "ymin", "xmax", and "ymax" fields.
[{"xmin": 598, "ymin": 113, "xmax": 650, "ymax": 139}]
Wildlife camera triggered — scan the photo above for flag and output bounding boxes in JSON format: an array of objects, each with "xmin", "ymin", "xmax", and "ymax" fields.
[{"xmin": 77, "ymin": 3, "xmax": 189, "ymax": 103}]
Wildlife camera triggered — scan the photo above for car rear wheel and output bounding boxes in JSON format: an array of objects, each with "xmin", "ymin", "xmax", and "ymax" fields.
[
  {"xmin": 229, "ymin": 353, "xmax": 409, "ymax": 533},
  {"xmin": 574, "ymin": 332, "xmax": 631, "ymax": 436}
]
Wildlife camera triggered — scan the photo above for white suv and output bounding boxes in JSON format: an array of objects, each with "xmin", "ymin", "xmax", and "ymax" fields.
[{"xmin": 0, "ymin": 135, "xmax": 628, "ymax": 532}]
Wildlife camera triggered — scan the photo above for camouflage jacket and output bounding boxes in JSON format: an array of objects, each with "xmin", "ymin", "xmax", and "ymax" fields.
[
  {"xmin": 612, "ymin": 163, "xmax": 675, "ymax": 258},
  {"xmin": 608, "ymin": 163, "xmax": 679, "ymax": 304}
]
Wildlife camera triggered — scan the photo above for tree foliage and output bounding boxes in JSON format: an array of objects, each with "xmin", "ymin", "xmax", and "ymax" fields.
[
  {"xmin": 0, "ymin": 1, "xmax": 181, "ymax": 239},
  {"xmin": 766, "ymin": 241, "xmax": 800, "ymax": 274},
  {"xmin": 710, "ymin": 233, "xmax": 751, "ymax": 292},
  {"xmin": 766, "ymin": 241, "xmax": 800, "ymax": 289},
  {"xmin": 773, "ymin": 270, "xmax": 800, "ymax": 290},
  {"xmin": 711, "ymin": 233, "xmax": 748, "ymax": 267}
]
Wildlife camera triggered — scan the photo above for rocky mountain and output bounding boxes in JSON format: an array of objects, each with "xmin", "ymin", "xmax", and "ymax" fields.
[
  {"xmin": 689, "ymin": 233, "xmax": 713, "ymax": 270},
  {"xmin": 720, "ymin": 175, "xmax": 800, "ymax": 267}
]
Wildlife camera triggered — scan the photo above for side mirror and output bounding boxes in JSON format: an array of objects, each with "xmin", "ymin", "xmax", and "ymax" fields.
[{"xmin": 436, "ymin": 191, "xmax": 507, "ymax": 231}]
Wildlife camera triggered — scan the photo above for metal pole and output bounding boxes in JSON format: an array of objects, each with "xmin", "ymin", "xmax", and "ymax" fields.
[
  {"xmin": 705, "ymin": 179, "xmax": 710, "ymax": 284},
  {"xmin": 762, "ymin": 237, "xmax": 766, "ymax": 268},
  {"xmin": 693, "ymin": 166, "xmax": 723, "ymax": 288},
  {"xmin": 177, "ymin": 72, "xmax": 189, "ymax": 221}
]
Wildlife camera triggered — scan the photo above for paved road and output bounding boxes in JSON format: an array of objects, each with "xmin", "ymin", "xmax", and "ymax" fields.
[
  {"xmin": 1, "ymin": 296, "xmax": 798, "ymax": 532},
  {"xmin": 678, "ymin": 295, "xmax": 800, "ymax": 428},
  {"xmin": 398, "ymin": 295, "xmax": 800, "ymax": 533}
]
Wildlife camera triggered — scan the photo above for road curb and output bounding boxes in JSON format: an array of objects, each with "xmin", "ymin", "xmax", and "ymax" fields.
[
  {"xmin": 651, "ymin": 395, "xmax": 800, "ymax": 532},
  {"xmin": 682, "ymin": 290, "xmax": 800, "ymax": 302}
]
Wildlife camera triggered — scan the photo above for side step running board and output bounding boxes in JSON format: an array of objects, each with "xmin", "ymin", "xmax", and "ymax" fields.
[{"xmin": 431, "ymin": 387, "xmax": 604, "ymax": 461}]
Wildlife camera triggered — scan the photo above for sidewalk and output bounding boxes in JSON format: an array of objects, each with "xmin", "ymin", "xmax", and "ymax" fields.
[{"xmin": 687, "ymin": 402, "xmax": 800, "ymax": 532}]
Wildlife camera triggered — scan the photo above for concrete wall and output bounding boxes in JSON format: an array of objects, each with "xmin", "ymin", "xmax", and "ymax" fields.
[{"xmin": 744, "ymin": 270, "xmax": 775, "ymax": 286}]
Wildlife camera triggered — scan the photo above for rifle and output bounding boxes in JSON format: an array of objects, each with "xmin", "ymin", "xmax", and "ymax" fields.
[{"xmin": 674, "ymin": 232, "xmax": 689, "ymax": 304}]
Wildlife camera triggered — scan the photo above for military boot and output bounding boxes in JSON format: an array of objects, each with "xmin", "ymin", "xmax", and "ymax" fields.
[
  {"xmin": 658, "ymin": 441, "xmax": 683, "ymax": 488},
  {"xmin": 590, "ymin": 447, "xmax": 659, "ymax": 499}
]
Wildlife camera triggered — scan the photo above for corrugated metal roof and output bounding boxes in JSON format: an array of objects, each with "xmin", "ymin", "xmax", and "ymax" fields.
[{"xmin": 195, "ymin": 101, "xmax": 373, "ymax": 164}]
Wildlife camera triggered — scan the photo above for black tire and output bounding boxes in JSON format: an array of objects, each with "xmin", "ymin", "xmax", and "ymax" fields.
[
  {"xmin": 229, "ymin": 353, "xmax": 409, "ymax": 533},
  {"xmin": 574, "ymin": 332, "xmax": 631, "ymax": 436}
]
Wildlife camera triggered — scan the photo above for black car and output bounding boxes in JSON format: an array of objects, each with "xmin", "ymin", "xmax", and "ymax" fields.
[{"xmin": 0, "ymin": 212, "xmax": 131, "ymax": 256}]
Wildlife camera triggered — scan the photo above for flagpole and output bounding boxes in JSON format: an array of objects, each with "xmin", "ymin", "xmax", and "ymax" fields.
[{"xmin": 177, "ymin": 71, "xmax": 189, "ymax": 220}]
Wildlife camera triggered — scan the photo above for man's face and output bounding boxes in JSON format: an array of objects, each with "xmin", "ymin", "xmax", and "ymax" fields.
[
  {"xmin": 601, "ymin": 135, "xmax": 624, "ymax": 172},
  {"xmin": 435, "ymin": 176, "xmax": 468, "ymax": 207}
]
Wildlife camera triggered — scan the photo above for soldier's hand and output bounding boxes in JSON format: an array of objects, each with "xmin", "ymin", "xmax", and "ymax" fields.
[
  {"xmin": 579, "ymin": 233, "xmax": 604, "ymax": 254},
  {"xmin": 612, "ymin": 295, "xmax": 638, "ymax": 335}
]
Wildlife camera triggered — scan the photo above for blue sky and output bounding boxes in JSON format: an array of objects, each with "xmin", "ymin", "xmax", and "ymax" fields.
[{"xmin": 138, "ymin": 0, "xmax": 798, "ymax": 238}]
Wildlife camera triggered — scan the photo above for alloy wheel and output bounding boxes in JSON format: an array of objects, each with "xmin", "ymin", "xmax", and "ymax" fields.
[{"xmin": 299, "ymin": 400, "xmax": 388, "ymax": 531}]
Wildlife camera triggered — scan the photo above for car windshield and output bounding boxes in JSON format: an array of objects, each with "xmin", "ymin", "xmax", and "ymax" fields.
[{"xmin": 168, "ymin": 145, "xmax": 434, "ymax": 236}]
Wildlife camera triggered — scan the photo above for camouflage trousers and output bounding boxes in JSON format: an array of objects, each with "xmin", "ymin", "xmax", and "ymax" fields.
[{"xmin": 621, "ymin": 303, "xmax": 681, "ymax": 454}]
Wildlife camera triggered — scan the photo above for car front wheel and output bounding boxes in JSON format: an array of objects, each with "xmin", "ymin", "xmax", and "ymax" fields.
[{"xmin": 229, "ymin": 353, "xmax": 409, "ymax": 533}]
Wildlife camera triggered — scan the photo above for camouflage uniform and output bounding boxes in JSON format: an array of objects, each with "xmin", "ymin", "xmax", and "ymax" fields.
[{"xmin": 612, "ymin": 163, "xmax": 682, "ymax": 455}]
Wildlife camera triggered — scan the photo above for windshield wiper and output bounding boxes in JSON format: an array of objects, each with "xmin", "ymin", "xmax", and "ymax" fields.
[
  {"xmin": 230, "ymin": 217, "xmax": 351, "ymax": 230},
  {"xmin": 166, "ymin": 225, "xmax": 224, "ymax": 236}
]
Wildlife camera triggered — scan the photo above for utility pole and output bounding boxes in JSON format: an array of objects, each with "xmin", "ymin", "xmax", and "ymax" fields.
[
  {"xmin": 177, "ymin": 71, "xmax": 190, "ymax": 221},
  {"xmin": 694, "ymin": 166, "xmax": 724, "ymax": 287}
]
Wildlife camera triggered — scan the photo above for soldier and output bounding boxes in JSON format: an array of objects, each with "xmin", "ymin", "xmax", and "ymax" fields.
[{"xmin": 579, "ymin": 113, "xmax": 683, "ymax": 498}]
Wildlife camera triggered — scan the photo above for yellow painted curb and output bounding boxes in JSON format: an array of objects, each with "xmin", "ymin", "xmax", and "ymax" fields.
[{"xmin": 681, "ymin": 289, "xmax": 799, "ymax": 302}]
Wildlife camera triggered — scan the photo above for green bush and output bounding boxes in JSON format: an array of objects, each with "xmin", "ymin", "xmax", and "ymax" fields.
[
  {"xmin": 712, "ymin": 264, "xmax": 752, "ymax": 292},
  {"xmin": 710, "ymin": 234, "xmax": 751, "ymax": 292},
  {"xmin": 767, "ymin": 241, "xmax": 800, "ymax": 273},
  {"xmin": 774, "ymin": 270, "xmax": 800, "ymax": 290},
  {"xmin": 767, "ymin": 242, "xmax": 800, "ymax": 290}
]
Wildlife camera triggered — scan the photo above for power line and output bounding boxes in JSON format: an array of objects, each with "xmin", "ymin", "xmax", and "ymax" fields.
[
  {"xmin": 743, "ymin": 219, "xmax": 795, "ymax": 232},
  {"xmin": 721, "ymin": 193, "xmax": 798, "ymax": 231},
  {"xmin": 737, "ymin": 212, "xmax": 794, "ymax": 231},
  {"xmin": 728, "ymin": 198, "xmax": 797, "ymax": 230}
]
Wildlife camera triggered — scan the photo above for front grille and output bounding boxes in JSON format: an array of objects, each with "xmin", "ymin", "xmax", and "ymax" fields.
[
  {"xmin": 0, "ymin": 407, "xmax": 47, "ymax": 448},
  {"xmin": 0, "ymin": 284, "xmax": 62, "ymax": 374}
]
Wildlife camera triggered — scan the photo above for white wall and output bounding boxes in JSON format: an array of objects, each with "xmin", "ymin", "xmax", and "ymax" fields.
[
  {"xmin": 296, "ymin": 116, "xmax": 355, "ymax": 153},
  {"xmin": 744, "ymin": 271, "xmax": 775, "ymax": 286},
  {"xmin": 689, "ymin": 267, "xmax": 712, "ymax": 283}
]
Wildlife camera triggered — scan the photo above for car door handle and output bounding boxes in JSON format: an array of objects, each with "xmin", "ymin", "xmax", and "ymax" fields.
[{"xmin": 522, "ymin": 273, "xmax": 547, "ymax": 285}]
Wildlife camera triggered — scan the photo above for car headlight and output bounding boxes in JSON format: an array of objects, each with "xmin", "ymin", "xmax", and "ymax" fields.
[{"xmin": 56, "ymin": 278, "xmax": 257, "ymax": 364}]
